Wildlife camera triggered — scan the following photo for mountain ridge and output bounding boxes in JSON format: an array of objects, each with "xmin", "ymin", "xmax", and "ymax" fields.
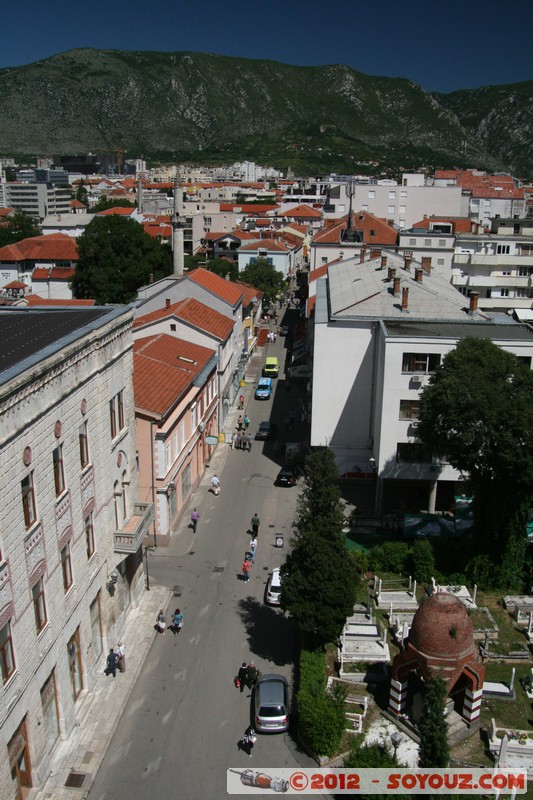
[{"xmin": 0, "ymin": 48, "xmax": 531, "ymax": 176}]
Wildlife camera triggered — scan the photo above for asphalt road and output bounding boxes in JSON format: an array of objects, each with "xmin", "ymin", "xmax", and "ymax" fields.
[{"xmin": 87, "ymin": 336, "xmax": 318, "ymax": 800}]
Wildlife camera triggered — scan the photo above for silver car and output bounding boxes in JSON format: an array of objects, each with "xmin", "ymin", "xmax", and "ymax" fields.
[{"xmin": 254, "ymin": 673, "xmax": 289, "ymax": 733}]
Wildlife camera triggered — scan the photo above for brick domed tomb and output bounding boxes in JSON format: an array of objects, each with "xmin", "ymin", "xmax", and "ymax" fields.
[{"xmin": 389, "ymin": 592, "xmax": 485, "ymax": 726}]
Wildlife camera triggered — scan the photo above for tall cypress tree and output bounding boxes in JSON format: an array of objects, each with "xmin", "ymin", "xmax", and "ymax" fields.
[{"xmin": 418, "ymin": 676, "xmax": 450, "ymax": 768}]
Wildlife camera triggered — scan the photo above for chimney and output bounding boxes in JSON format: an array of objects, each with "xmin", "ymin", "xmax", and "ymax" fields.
[
  {"xmin": 402, "ymin": 287, "xmax": 409, "ymax": 310},
  {"xmin": 403, "ymin": 255, "xmax": 412, "ymax": 272},
  {"xmin": 421, "ymin": 256, "xmax": 432, "ymax": 274},
  {"xmin": 381, "ymin": 255, "xmax": 387, "ymax": 269},
  {"xmin": 359, "ymin": 248, "xmax": 366, "ymax": 263},
  {"xmin": 393, "ymin": 276, "xmax": 401, "ymax": 296},
  {"xmin": 370, "ymin": 248, "xmax": 381, "ymax": 260},
  {"xmin": 388, "ymin": 267, "xmax": 396, "ymax": 281},
  {"xmin": 415, "ymin": 268, "xmax": 423, "ymax": 283},
  {"xmin": 165, "ymin": 298, "xmax": 171, "ymax": 308},
  {"xmin": 469, "ymin": 291, "xmax": 479, "ymax": 314}
]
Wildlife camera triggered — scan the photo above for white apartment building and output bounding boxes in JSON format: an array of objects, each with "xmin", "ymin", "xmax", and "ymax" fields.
[
  {"xmin": 311, "ymin": 250, "xmax": 533, "ymax": 515},
  {"xmin": 398, "ymin": 220, "xmax": 459, "ymax": 279},
  {"xmin": 452, "ymin": 218, "xmax": 533, "ymax": 311},
  {"xmin": 325, "ymin": 176, "xmax": 467, "ymax": 230},
  {"xmin": 4, "ymin": 183, "xmax": 71, "ymax": 220},
  {"xmin": 0, "ymin": 306, "xmax": 152, "ymax": 800}
]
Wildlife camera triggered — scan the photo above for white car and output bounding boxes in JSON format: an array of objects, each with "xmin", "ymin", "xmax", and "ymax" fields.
[{"xmin": 265, "ymin": 568, "xmax": 282, "ymax": 606}]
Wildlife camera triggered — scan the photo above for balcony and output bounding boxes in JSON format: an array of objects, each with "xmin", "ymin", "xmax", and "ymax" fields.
[{"xmin": 114, "ymin": 502, "xmax": 154, "ymax": 554}]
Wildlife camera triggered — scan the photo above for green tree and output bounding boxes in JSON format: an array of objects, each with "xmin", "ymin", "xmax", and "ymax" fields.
[
  {"xmin": 71, "ymin": 215, "xmax": 172, "ymax": 304},
  {"xmin": 409, "ymin": 540, "xmax": 435, "ymax": 583},
  {"xmin": 240, "ymin": 257, "xmax": 285, "ymax": 305},
  {"xmin": 281, "ymin": 448, "xmax": 359, "ymax": 646},
  {"xmin": 417, "ymin": 337, "xmax": 533, "ymax": 589},
  {"xmin": 418, "ymin": 676, "xmax": 450, "ymax": 768},
  {"xmin": 90, "ymin": 197, "xmax": 136, "ymax": 213},
  {"xmin": 344, "ymin": 738, "xmax": 396, "ymax": 768},
  {"xmin": 0, "ymin": 211, "xmax": 40, "ymax": 247},
  {"xmin": 74, "ymin": 180, "xmax": 88, "ymax": 205},
  {"xmin": 185, "ymin": 255, "xmax": 239, "ymax": 281}
]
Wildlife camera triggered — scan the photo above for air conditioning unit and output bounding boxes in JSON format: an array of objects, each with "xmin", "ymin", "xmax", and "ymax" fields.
[{"xmin": 411, "ymin": 375, "xmax": 423, "ymax": 387}]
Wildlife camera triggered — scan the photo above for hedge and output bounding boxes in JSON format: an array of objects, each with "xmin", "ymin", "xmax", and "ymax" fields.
[{"xmin": 297, "ymin": 649, "xmax": 346, "ymax": 758}]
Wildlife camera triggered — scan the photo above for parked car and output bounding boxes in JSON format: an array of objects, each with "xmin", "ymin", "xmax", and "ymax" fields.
[
  {"xmin": 254, "ymin": 673, "xmax": 290, "ymax": 733},
  {"xmin": 279, "ymin": 324, "xmax": 290, "ymax": 336},
  {"xmin": 265, "ymin": 568, "xmax": 282, "ymax": 606},
  {"xmin": 255, "ymin": 377, "xmax": 273, "ymax": 400},
  {"xmin": 275, "ymin": 464, "xmax": 302, "ymax": 487},
  {"xmin": 255, "ymin": 420, "xmax": 277, "ymax": 441}
]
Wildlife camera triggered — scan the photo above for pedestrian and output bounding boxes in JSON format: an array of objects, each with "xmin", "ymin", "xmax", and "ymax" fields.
[
  {"xmin": 236, "ymin": 433, "xmax": 242, "ymax": 450},
  {"xmin": 104, "ymin": 648, "xmax": 118, "ymax": 678},
  {"xmin": 249, "ymin": 538, "xmax": 257, "ymax": 561},
  {"xmin": 172, "ymin": 608, "xmax": 183, "ymax": 634},
  {"xmin": 116, "ymin": 642, "xmax": 126, "ymax": 673},
  {"xmin": 246, "ymin": 433, "xmax": 253, "ymax": 452},
  {"xmin": 191, "ymin": 508, "xmax": 199, "ymax": 532},
  {"xmin": 237, "ymin": 661, "xmax": 248, "ymax": 693},
  {"xmin": 239, "ymin": 393, "xmax": 245, "ymax": 410},
  {"xmin": 244, "ymin": 414, "xmax": 250, "ymax": 430},
  {"xmin": 211, "ymin": 474, "xmax": 220, "ymax": 495},
  {"xmin": 239, "ymin": 726, "xmax": 257, "ymax": 757},
  {"xmin": 237, "ymin": 415, "xmax": 244, "ymax": 431},
  {"xmin": 155, "ymin": 609, "xmax": 167, "ymax": 634},
  {"xmin": 246, "ymin": 662, "xmax": 260, "ymax": 688},
  {"xmin": 231, "ymin": 432, "xmax": 237, "ymax": 450},
  {"xmin": 242, "ymin": 557, "xmax": 251, "ymax": 582},
  {"xmin": 251, "ymin": 513, "xmax": 260, "ymax": 538}
]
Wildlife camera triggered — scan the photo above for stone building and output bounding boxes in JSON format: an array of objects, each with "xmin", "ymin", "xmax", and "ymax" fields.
[{"xmin": 0, "ymin": 306, "xmax": 152, "ymax": 800}]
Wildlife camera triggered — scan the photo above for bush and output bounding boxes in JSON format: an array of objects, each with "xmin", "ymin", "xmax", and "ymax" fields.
[
  {"xmin": 369, "ymin": 541, "xmax": 409, "ymax": 573},
  {"xmin": 297, "ymin": 649, "xmax": 346, "ymax": 758},
  {"xmin": 409, "ymin": 540, "xmax": 435, "ymax": 583}
]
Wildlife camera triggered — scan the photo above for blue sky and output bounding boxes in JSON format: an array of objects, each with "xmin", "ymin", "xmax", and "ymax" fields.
[{"xmin": 2, "ymin": 0, "xmax": 532, "ymax": 93}]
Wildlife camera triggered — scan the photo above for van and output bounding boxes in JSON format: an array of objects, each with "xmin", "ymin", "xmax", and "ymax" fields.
[
  {"xmin": 255, "ymin": 377, "xmax": 273, "ymax": 400},
  {"xmin": 263, "ymin": 357, "xmax": 279, "ymax": 378}
]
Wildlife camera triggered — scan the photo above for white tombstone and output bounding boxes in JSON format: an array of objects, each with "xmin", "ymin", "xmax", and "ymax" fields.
[
  {"xmin": 472, "ymin": 583, "xmax": 478, "ymax": 605},
  {"xmin": 510, "ymin": 667, "xmax": 516, "ymax": 694},
  {"xmin": 412, "ymin": 580, "xmax": 417, "ymax": 598}
]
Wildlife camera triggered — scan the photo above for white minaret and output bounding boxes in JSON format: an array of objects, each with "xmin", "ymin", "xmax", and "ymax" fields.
[
  {"xmin": 172, "ymin": 176, "xmax": 185, "ymax": 277},
  {"xmin": 137, "ymin": 179, "xmax": 143, "ymax": 215}
]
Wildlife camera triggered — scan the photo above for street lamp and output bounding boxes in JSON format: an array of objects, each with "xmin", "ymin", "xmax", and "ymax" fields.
[{"xmin": 391, "ymin": 730, "xmax": 402, "ymax": 761}]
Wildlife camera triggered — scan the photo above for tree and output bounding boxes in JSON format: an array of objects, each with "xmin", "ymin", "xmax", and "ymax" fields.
[
  {"xmin": 281, "ymin": 448, "xmax": 359, "ymax": 646},
  {"xmin": 71, "ymin": 215, "xmax": 172, "ymax": 304},
  {"xmin": 409, "ymin": 540, "xmax": 435, "ymax": 583},
  {"xmin": 74, "ymin": 180, "xmax": 88, "ymax": 205},
  {"xmin": 0, "ymin": 211, "xmax": 40, "ymax": 247},
  {"xmin": 240, "ymin": 257, "xmax": 285, "ymax": 305},
  {"xmin": 417, "ymin": 337, "xmax": 533, "ymax": 589},
  {"xmin": 418, "ymin": 676, "xmax": 450, "ymax": 768},
  {"xmin": 185, "ymin": 255, "xmax": 238, "ymax": 281},
  {"xmin": 90, "ymin": 197, "xmax": 136, "ymax": 213}
]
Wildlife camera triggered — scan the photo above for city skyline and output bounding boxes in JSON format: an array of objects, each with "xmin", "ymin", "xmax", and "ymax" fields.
[{"xmin": 2, "ymin": 0, "xmax": 532, "ymax": 94}]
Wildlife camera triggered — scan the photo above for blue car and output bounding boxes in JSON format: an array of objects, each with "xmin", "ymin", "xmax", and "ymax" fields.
[{"xmin": 255, "ymin": 377, "xmax": 273, "ymax": 400}]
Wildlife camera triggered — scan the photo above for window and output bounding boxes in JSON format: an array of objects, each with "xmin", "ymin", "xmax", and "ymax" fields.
[
  {"xmin": 399, "ymin": 400, "xmax": 421, "ymax": 419},
  {"xmin": 400, "ymin": 191, "xmax": 407, "ymax": 198},
  {"xmin": 33, "ymin": 578, "xmax": 47, "ymax": 633},
  {"xmin": 61, "ymin": 543, "xmax": 73, "ymax": 592},
  {"xmin": 501, "ymin": 270, "xmax": 511, "ymax": 276},
  {"xmin": 496, "ymin": 244, "xmax": 510, "ymax": 255},
  {"xmin": 40, "ymin": 672, "xmax": 59, "ymax": 749},
  {"xmin": 400, "ymin": 205, "xmax": 406, "ymax": 214},
  {"xmin": 518, "ymin": 266, "xmax": 533, "ymax": 277},
  {"xmin": 181, "ymin": 463, "xmax": 191, "ymax": 499},
  {"xmin": 170, "ymin": 323, "xmax": 176, "ymax": 332},
  {"xmin": 21, "ymin": 472, "xmax": 36, "ymax": 529},
  {"xmin": 89, "ymin": 595, "xmax": 103, "ymax": 660},
  {"xmin": 396, "ymin": 443, "xmax": 431, "ymax": 463},
  {"xmin": 85, "ymin": 513, "xmax": 95, "ymax": 559},
  {"xmin": 402, "ymin": 353, "xmax": 441, "ymax": 373},
  {"xmin": 109, "ymin": 390, "xmax": 125, "ymax": 439},
  {"xmin": 424, "ymin": 239, "xmax": 432, "ymax": 246},
  {"xmin": 388, "ymin": 191, "xmax": 396, "ymax": 199},
  {"xmin": 190, "ymin": 404, "xmax": 197, "ymax": 431},
  {"xmin": 517, "ymin": 356, "xmax": 532, "ymax": 368},
  {"xmin": 0, "ymin": 622, "xmax": 15, "ymax": 683},
  {"xmin": 409, "ymin": 238, "xmax": 416, "ymax": 246},
  {"xmin": 173, "ymin": 431, "xmax": 179, "ymax": 458},
  {"xmin": 387, "ymin": 205, "xmax": 395, "ymax": 214},
  {"xmin": 53, "ymin": 445, "xmax": 65, "ymax": 497},
  {"xmin": 368, "ymin": 190, "xmax": 375, "ymax": 199},
  {"xmin": 79, "ymin": 422, "xmax": 89, "ymax": 469},
  {"xmin": 179, "ymin": 421, "xmax": 185, "ymax": 452},
  {"xmin": 438, "ymin": 239, "xmax": 446, "ymax": 247},
  {"xmin": 499, "ymin": 288, "xmax": 509, "ymax": 297},
  {"xmin": 437, "ymin": 258, "xmax": 445, "ymax": 266},
  {"xmin": 361, "ymin": 204, "xmax": 368, "ymax": 211},
  {"xmin": 164, "ymin": 442, "xmax": 172, "ymax": 473}
]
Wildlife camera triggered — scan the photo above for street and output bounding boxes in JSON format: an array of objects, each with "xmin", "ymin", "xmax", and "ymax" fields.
[{"xmin": 87, "ymin": 329, "xmax": 317, "ymax": 800}]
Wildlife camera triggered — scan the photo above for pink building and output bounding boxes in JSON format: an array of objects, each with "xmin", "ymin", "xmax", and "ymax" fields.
[{"xmin": 134, "ymin": 334, "xmax": 218, "ymax": 543}]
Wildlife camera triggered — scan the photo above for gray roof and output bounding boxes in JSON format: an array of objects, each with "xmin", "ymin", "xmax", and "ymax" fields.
[
  {"xmin": 0, "ymin": 306, "xmax": 132, "ymax": 384},
  {"xmin": 383, "ymin": 320, "xmax": 533, "ymax": 341},
  {"xmin": 327, "ymin": 250, "xmax": 489, "ymax": 322}
]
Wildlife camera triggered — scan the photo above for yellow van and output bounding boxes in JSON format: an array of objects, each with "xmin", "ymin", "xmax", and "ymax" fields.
[{"xmin": 263, "ymin": 356, "xmax": 279, "ymax": 378}]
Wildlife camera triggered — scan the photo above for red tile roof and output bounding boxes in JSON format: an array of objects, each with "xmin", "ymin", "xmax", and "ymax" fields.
[
  {"xmin": 4, "ymin": 280, "xmax": 27, "ymax": 289},
  {"xmin": 313, "ymin": 211, "xmax": 397, "ymax": 246},
  {"xmin": 203, "ymin": 230, "xmax": 257, "ymax": 242},
  {"xmin": 0, "ymin": 234, "xmax": 78, "ymax": 263},
  {"xmin": 239, "ymin": 238, "xmax": 290, "ymax": 253},
  {"xmin": 134, "ymin": 297, "xmax": 234, "ymax": 341},
  {"xmin": 134, "ymin": 334, "xmax": 215, "ymax": 416},
  {"xmin": 220, "ymin": 204, "xmax": 278, "ymax": 213},
  {"xmin": 0, "ymin": 208, "xmax": 14, "ymax": 218},
  {"xmin": 277, "ymin": 204, "xmax": 322, "ymax": 219},
  {"xmin": 25, "ymin": 295, "xmax": 95, "ymax": 306},
  {"xmin": 410, "ymin": 216, "xmax": 473, "ymax": 233},
  {"xmin": 32, "ymin": 266, "xmax": 76, "ymax": 280},
  {"xmin": 96, "ymin": 207, "xmax": 136, "ymax": 216},
  {"xmin": 143, "ymin": 221, "xmax": 172, "ymax": 238},
  {"xmin": 70, "ymin": 199, "xmax": 86, "ymax": 208},
  {"xmin": 236, "ymin": 281, "xmax": 263, "ymax": 306},
  {"xmin": 186, "ymin": 268, "xmax": 243, "ymax": 306},
  {"xmin": 308, "ymin": 263, "xmax": 330, "ymax": 282}
]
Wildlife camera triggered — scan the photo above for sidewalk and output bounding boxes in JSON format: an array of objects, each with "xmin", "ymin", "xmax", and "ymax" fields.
[{"xmin": 32, "ymin": 337, "xmax": 271, "ymax": 800}]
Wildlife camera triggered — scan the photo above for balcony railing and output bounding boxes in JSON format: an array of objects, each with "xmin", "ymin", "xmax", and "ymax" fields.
[{"xmin": 114, "ymin": 502, "xmax": 154, "ymax": 554}]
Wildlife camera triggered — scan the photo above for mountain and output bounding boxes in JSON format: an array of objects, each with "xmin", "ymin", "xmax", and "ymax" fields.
[{"xmin": 0, "ymin": 48, "xmax": 530, "ymax": 176}]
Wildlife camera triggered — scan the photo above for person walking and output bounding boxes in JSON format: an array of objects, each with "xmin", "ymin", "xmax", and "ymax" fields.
[
  {"xmin": 104, "ymin": 648, "xmax": 119, "ymax": 678},
  {"xmin": 237, "ymin": 415, "xmax": 244, "ymax": 431},
  {"xmin": 237, "ymin": 662, "xmax": 248, "ymax": 693},
  {"xmin": 172, "ymin": 608, "xmax": 183, "ymax": 634},
  {"xmin": 243, "ymin": 414, "xmax": 250, "ymax": 430},
  {"xmin": 246, "ymin": 433, "xmax": 253, "ymax": 452},
  {"xmin": 251, "ymin": 513, "xmax": 260, "ymax": 538},
  {"xmin": 249, "ymin": 538, "xmax": 257, "ymax": 562},
  {"xmin": 191, "ymin": 508, "xmax": 199, "ymax": 533},
  {"xmin": 246, "ymin": 662, "xmax": 260, "ymax": 688},
  {"xmin": 211, "ymin": 474, "xmax": 220, "ymax": 495},
  {"xmin": 241, "ymin": 557, "xmax": 251, "ymax": 582},
  {"xmin": 231, "ymin": 432, "xmax": 237, "ymax": 450},
  {"xmin": 239, "ymin": 393, "xmax": 245, "ymax": 410},
  {"xmin": 116, "ymin": 642, "xmax": 126, "ymax": 673},
  {"xmin": 155, "ymin": 609, "xmax": 167, "ymax": 634},
  {"xmin": 239, "ymin": 726, "xmax": 257, "ymax": 757}
]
